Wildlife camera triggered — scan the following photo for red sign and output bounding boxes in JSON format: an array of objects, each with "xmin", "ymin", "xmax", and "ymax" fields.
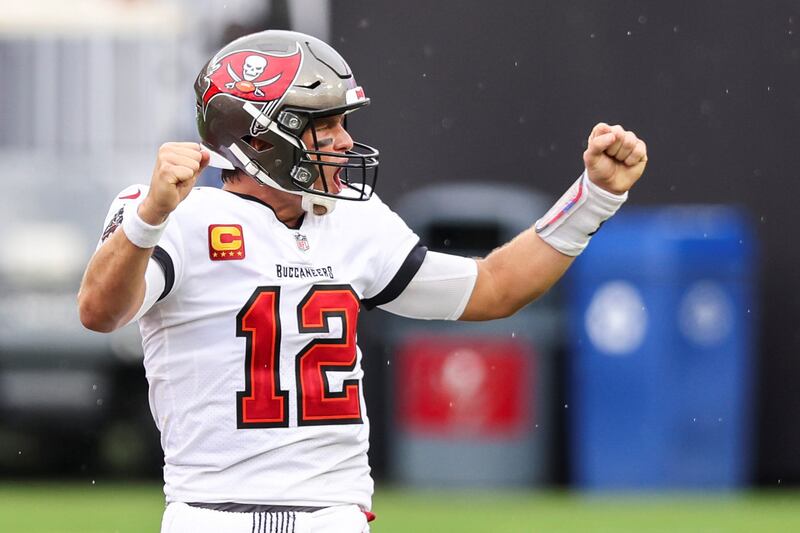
[{"xmin": 395, "ymin": 336, "xmax": 534, "ymax": 438}]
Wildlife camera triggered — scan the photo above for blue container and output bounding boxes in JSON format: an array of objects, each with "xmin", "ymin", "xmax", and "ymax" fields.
[{"xmin": 567, "ymin": 206, "xmax": 756, "ymax": 489}]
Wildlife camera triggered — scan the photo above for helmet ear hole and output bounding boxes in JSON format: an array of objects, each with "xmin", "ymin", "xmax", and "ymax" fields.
[{"xmin": 241, "ymin": 135, "xmax": 273, "ymax": 152}]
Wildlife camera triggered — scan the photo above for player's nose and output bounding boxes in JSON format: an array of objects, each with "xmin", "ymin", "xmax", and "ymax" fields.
[{"xmin": 333, "ymin": 126, "xmax": 353, "ymax": 154}]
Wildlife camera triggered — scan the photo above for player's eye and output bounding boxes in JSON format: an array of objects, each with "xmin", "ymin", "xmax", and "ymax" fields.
[{"xmin": 321, "ymin": 116, "xmax": 344, "ymax": 129}]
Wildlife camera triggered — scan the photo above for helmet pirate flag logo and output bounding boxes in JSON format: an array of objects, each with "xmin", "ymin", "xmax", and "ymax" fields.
[{"xmin": 201, "ymin": 48, "xmax": 303, "ymax": 111}]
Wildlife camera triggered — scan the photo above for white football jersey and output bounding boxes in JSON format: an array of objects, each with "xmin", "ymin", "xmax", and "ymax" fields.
[{"xmin": 98, "ymin": 185, "xmax": 424, "ymax": 510}]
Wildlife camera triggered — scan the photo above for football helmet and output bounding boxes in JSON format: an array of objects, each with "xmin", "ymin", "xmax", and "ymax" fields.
[{"xmin": 194, "ymin": 30, "xmax": 379, "ymax": 213}]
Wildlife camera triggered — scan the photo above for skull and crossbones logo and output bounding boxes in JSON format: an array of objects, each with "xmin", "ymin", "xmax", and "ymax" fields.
[{"xmin": 225, "ymin": 55, "xmax": 281, "ymax": 97}]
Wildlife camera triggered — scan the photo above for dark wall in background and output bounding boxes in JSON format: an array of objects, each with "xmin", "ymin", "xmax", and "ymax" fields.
[{"xmin": 332, "ymin": 0, "xmax": 800, "ymax": 485}]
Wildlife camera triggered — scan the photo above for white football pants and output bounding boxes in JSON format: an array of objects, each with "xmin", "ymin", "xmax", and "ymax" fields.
[{"xmin": 161, "ymin": 502, "xmax": 370, "ymax": 533}]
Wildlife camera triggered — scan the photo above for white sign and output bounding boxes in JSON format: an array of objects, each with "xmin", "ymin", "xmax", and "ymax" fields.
[
  {"xmin": 679, "ymin": 280, "xmax": 733, "ymax": 347},
  {"xmin": 585, "ymin": 281, "xmax": 648, "ymax": 356}
]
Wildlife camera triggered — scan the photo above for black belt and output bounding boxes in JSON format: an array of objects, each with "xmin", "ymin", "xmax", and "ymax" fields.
[{"xmin": 188, "ymin": 502, "xmax": 326, "ymax": 513}]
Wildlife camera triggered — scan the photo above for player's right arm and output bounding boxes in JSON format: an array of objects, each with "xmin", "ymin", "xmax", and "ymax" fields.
[{"xmin": 78, "ymin": 142, "xmax": 208, "ymax": 333}]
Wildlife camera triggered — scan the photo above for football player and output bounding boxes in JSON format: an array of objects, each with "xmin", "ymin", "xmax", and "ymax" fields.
[{"xmin": 78, "ymin": 30, "xmax": 646, "ymax": 533}]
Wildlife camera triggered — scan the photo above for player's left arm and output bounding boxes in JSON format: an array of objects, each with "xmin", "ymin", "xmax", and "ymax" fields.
[{"xmin": 459, "ymin": 123, "xmax": 647, "ymax": 321}]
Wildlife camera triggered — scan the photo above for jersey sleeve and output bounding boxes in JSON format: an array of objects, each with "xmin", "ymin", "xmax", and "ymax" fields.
[
  {"xmin": 96, "ymin": 185, "xmax": 185, "ymax": 316},
  {"xmin": 360, "ymin": 194, "xmax": 428, "ymax": 309},
  {"xmin": 127, "ymin": 259, "xmax": 167, "ymax": 324},
  {"xmin": 96, "ymin": 185, "xmax": 141, "ymax": 250},
  {"xmin": 376, "ymin": 251, "xmax": 477, "ymax": 320}
]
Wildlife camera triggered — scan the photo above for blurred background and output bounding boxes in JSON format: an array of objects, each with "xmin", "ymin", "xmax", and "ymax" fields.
[{"xmin": 1, "ymin": 0, "xmax": 799, "ymax": 531}]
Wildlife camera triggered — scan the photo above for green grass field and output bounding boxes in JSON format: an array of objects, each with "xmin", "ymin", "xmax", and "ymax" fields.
[{"xmin": 1, "ymin": 483, "xmax": 799, "ymax": 532}]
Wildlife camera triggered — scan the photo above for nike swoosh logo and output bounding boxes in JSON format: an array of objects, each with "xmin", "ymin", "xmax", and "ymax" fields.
[{"xmin": 119, "ymin": 189, "xmax": 141, "ymax": 200}]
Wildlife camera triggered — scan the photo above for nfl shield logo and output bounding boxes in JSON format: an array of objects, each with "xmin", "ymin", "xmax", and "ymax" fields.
[{"xmin": 294, "ymin": 233, "xmax": 310, "ymax": 251}]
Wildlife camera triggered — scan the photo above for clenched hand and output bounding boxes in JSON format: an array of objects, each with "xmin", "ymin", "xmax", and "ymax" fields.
[
  {"xmin": 583, "ymin": 123, "xmax": 647, "ymax": 195},
  {"xmin": 139, "ymin": 142, "xmax": 210, "ymax": 224}
]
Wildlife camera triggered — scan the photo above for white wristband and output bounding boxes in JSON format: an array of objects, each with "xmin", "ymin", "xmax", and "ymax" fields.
[
  {"xmin": 535, "ymin": 170, "xmax": 627, "ymax": 256},
  {"xmin": 122, "ymin": 204, "xmax": 168, "ymax": 249}
]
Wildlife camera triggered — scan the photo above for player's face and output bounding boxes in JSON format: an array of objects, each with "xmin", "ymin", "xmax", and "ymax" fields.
[{"xmin": 301, "ymin": 114, "xmax": 353, "ymax": 195}]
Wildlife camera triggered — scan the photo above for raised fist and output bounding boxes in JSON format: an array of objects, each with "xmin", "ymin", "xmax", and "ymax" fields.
[
  {"xmin": 139, "ymin": 142, "xmax": 210, "ymax": 224},
  {"xmin": 583, "ymin": 123, "xmax": 647, "ymax": 195}
]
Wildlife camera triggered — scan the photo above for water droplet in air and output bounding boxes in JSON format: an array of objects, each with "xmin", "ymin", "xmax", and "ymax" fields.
[{"xmin": 638, "ymin": 15, "xmax": 647, "ymax": 24}]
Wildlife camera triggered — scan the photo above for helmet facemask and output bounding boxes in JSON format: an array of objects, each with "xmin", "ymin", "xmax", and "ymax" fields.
[{"xmin": 281, "ymin": 107, "xmax": 379, "ymax": 203}]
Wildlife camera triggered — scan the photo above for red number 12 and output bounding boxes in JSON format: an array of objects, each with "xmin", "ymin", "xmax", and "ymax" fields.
[{"xmin": 236, "ymin": 285, "xmax": 362, "ymax": 428}]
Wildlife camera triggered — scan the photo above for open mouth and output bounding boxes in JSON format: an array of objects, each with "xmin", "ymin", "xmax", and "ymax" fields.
[{"xmin": 332, "ymin": 168, "xmax": 344, "ymax": 193}]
